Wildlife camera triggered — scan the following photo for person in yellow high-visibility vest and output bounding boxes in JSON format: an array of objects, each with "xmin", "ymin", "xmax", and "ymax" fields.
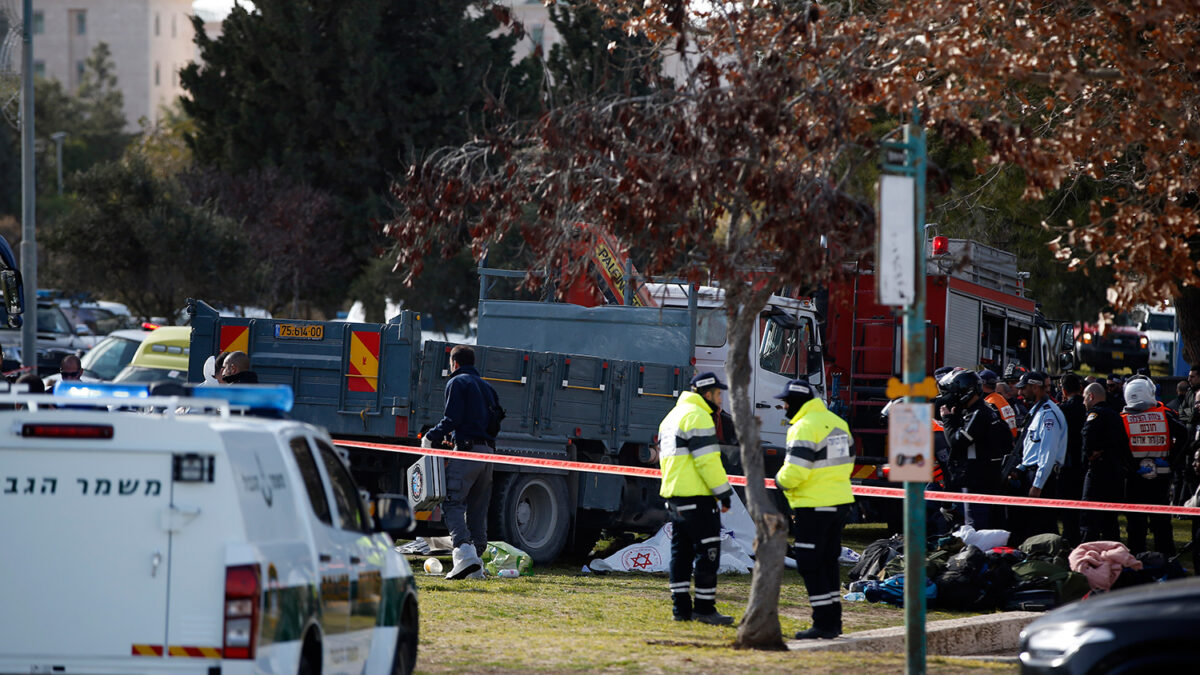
[
  {"xmin": 774, "ymin": 379, "xmax": 854, "ymax": 640},
  {"xmin": 658, "ymin": 372, "xmax": 734, "ymax": 626}
]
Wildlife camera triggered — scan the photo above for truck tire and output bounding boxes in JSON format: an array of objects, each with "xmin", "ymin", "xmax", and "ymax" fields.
[{"xmin": 493, "ymin": 473, "xmax": 570, "ymax": 564}]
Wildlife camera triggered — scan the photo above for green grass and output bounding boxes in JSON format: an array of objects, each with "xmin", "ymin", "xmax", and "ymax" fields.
[{"xmin": 404, "ymin": 524, "xmax": 1018, "ymax": 673}]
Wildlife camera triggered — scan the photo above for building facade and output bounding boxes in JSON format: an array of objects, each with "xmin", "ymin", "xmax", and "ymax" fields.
[{"xmin": 31, "ymin": 0, "xmax": 195, "ymax": 129}]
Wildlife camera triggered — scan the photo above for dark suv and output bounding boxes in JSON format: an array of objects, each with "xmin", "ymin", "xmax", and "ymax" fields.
[
  {"xmin": 0, "ymin": 301, "xmax": 90, "ymax": 376},
  {"xmin": 1075, "ymin": 322, "xmax": 1149, "ymax": 373}
]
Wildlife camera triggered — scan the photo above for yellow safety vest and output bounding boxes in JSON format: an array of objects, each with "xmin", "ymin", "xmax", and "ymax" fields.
[
  {"xmin": 775, "ymin": 398, "xmax": 855, "ymax": 508},
  {"xmin": 658, "ymin": 391, "xmax": 732, "ymax": 500}
]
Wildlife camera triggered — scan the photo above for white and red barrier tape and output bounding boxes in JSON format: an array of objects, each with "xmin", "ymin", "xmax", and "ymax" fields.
[{"xmin": 334, "ymin": 438, "xmax": 1200, "ymax": 518}]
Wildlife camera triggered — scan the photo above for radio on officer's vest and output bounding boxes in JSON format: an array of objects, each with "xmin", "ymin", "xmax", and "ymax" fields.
[{"xmin": 407, "ymin": 454, "xmax": 446, "ymax": 512}]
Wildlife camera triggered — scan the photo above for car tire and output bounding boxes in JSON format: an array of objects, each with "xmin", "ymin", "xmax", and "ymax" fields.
[
  {"xmin": 391, "ymin": 597, "xmax": 419, "ymax": 675},
  {"xmin": 493, "ymin": 473, "xmax": 570, "ymax": 564},
  {"xmin": 297, "ymin": 630, "xmax": 322, "ymax": 675}
]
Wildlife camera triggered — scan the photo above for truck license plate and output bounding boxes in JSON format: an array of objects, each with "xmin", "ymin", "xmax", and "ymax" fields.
[
  {"xmin": 275, "ymin": 323, "xmax": 324, "ymax": 340},
  {"xmin": 1112, "ymin": 351, "xmax": 1123, "ymax": 360}
]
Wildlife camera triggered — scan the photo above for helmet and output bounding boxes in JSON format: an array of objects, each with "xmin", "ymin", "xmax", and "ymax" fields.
[
  {"xmin": 1123, "ymin": 378, "xmax": 1156, "ymax": 410},
  {"xmin": 945, "ymin": 370, "xmax": 982, "ymax": 409}
]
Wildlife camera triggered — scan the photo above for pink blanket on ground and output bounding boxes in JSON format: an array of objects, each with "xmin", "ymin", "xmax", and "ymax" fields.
[{"xmin": 1068, "ymin": 541, "xmax": 1142, "ymax": 591}]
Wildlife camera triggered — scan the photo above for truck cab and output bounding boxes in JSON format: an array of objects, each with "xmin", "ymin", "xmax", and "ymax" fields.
[
  {"xmin": 1129, "ymin": 304, "xmax": 1178, "ymax": 370},
  {"xmin": 642, "ymin": 283, "xmax": 824, "ymax": 449}
]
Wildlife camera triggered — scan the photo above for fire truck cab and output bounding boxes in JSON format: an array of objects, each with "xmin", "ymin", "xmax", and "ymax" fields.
[{"xmin": 823, "ymin": 238, "xmax": 1075, "ymax": 457}]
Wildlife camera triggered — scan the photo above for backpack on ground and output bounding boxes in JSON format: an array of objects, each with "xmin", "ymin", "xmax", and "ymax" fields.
[
  {"xmin": 864, "ymin": 574, "xmax": 938, "ymax": 607},
  {"xmin": 848, "ymin": 535, "xmax": 903, "ymax": 582}
]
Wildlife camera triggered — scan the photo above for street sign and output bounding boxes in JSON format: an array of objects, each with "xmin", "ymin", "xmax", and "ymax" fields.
[
  {"xmin": 876, "ymin": 174, "xmax": 915, "ymax": 306},
  {"xmin": 887, "ymin": 402, "xmax": 933, "ymax": 483}
]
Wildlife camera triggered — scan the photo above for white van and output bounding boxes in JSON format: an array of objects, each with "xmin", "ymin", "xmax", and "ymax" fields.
[
  {"xmin": 1130, "ymin": 303, "xmax": 1178, "ymax": 368},
  {"xmin": 0, "ymin": 383, "xmax": 419, "ymax": 675}
]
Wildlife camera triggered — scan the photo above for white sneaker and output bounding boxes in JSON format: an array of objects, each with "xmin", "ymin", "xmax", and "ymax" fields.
[{"xmin": 445, "ymin": 543, "xmax": 482, "ymax": 580}]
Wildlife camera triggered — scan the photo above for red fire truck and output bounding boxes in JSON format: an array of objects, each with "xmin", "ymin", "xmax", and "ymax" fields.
[{"xmin": 820, "ymin": 238, "xmax": 1076, "ymax": 459}]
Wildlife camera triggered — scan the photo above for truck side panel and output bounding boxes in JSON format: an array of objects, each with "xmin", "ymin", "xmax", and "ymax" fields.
[
  {"xmin": 188, "ymin": 301, "xmax": 420, "ymax": 439},
  {"xmin": 417, "ymin": 341, "xmax": 685, "ymax": 453},
  {"xmin": 477, "ymin": 299, "xmax": 693, "ymax": 365}
]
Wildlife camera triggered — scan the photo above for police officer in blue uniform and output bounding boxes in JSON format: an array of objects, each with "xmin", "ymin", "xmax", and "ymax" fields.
[{"xmin": 1006, "ymin": 371, "xmax": 1067, "ymax": 545}]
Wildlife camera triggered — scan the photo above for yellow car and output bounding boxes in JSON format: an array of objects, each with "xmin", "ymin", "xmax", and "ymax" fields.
[{"xmin": 111, "ymin": 326, "xmax": 191, "ymax": 383}]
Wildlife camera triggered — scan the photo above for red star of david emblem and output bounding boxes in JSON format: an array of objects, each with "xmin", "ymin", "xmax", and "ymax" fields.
[{"xmin": 630, "ymin": 551, "xmax": 655, "ymax": 569}]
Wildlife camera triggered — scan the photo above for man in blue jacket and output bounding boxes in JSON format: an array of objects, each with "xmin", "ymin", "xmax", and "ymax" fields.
[{"xmin": 424, "ymin": 345, "xmax": 501, "ymax": 580}]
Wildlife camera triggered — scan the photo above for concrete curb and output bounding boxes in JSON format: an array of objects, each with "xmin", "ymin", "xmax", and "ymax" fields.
[{"xmin": 787, "ymin": 611, "xmax": 1042, "ymax": 655}]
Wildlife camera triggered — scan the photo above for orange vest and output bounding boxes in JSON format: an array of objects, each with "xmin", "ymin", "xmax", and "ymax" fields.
[
  {"xmin": 985, "ymin": 392, "xmax": 1019, "ymax": 438},
  {"xmin": 1121, "ymin": 406, "xmax": 1171, "ymax": 459}
]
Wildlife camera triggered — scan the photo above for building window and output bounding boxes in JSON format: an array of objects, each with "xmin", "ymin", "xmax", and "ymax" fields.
[
  {"xmin": 76, "ymin": 61, "xmax": 85, "ymax": 83},
  {"xmin": 531, "ymin": 24, "xmax": 545, "ymax": 51},
  {"xmin": 76, "ymin": 11, "xmax": 87, "ymax": 35},
  {"xmin": 33, "ymin": 61, "xmax": 45, "ymax": 79},
  {"xmin": 154, "ymin": 62, "xmax": 160, "ymax": 86},
  {"xmin": 155, "ymin": 13, "xmax": 160, "ymax": 37},
  {"xmin": 171, "ymin": 65, "xmax": 177, "ymax": 87},
  {"xmin": 172, "ymin": 15, "xmax": 177, "ymax": 38},
  {"xmin": 32, "ymin": 11, "xmax": 44, "ymax": 35}
]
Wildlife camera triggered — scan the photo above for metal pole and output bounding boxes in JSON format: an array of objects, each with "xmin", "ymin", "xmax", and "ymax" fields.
[
  {"xmin": 20, "ymin": 0, "xmax": 38, "ymax": 373},
  {"xmin": 902, "ymin": 109, "xmax": 928, "ymax": 675}
]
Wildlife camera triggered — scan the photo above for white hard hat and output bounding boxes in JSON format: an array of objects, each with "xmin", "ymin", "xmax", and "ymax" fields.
[{"xmin": 1123, "ymin": 378, "xmax": 1156, "ymax": 409}]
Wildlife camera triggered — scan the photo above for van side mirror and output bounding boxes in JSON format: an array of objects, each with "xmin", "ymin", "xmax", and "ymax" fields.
[
  {"xmin": 373, "ymin": 493, "xmax": 415, "ymax": 534},
  {"xmin": 1, "ymin": 269, "xmax": 23, "ymax": 328}
]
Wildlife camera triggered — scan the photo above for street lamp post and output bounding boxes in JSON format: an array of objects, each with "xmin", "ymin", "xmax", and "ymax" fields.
[{"xmin": 20, "ymin": 0, "xmax": 38, "ymax": 373}]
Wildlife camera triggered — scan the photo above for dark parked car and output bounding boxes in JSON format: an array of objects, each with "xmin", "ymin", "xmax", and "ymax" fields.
[
  {"xmin": 1019, "ymin": 577, "xmax": 1200, "ymax": 673},
  {"xmin": 1074, "ymin": 322, "xmax": 1150, "ymax": 373}
]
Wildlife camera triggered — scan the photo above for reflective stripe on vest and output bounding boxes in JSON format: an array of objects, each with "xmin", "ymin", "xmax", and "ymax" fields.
[{"xmin": 1122, "ymin": 407, "xmax": 1171, "ymax": 459}]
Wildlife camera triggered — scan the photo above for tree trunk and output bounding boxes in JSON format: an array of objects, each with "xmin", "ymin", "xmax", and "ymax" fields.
[
  {"xmin": 1176, "ymin": 287, "xmax": 1200, "ymax": 366},
  {"xmin": 727, "ymin": 285, "xmax": 789, "ymax": 650}
]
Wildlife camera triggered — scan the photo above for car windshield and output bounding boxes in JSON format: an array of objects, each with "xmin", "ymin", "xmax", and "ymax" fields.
[
  {"xmin": 81, "ymin": 335, "xmax": 143, "ymax": 381},
  {"xmin": 1145, "ymin": 313, "xmax": 1175, "ymax": 332},
  {"xmin": 61, "ymin": 306, "xmax": 126, "ymax": 335},
  {"xmin": 36, "ymin": 305, "xmax": 74, "ymax": 335},
  {"xmin": 112, "ymin": 365, "xmax": 188, "ymax": 383}
]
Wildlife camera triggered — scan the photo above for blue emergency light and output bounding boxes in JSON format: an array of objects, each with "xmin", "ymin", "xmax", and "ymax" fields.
[
  {"xmin": 52, "ymin": 381, "xmax": 294, "ymax": 413},
  {"xmin": 193, "ymin": 385, "xmax": 294, "ymax": 413},
  {"xmin": 54, "ymin": 382, "xmax": 151, "ymax": 399}
]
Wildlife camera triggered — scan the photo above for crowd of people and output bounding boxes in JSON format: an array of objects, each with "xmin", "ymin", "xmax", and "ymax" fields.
[{"xmin": 927, "ymin": 363, "xmax": 1199, "ymax": 570}]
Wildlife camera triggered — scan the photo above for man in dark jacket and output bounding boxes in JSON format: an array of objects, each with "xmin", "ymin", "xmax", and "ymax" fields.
[
  {"xmin": 1079, "ymin": 383, "xmax": 1129, "ymax": 542},
  {"xmin": 1058, "ymin": 374, "xmax": 1087, "ymax": 545},
  {"xmin": 939, "ymin": 371, "xmax": 1010, "ymax": 530},
  {"xmin": 221, "ymin": 351, "xmax": 258, "ymax": 384},
  {"xmin": 424, "ymin": 345, "xmax": 501, "ymax": 580}
]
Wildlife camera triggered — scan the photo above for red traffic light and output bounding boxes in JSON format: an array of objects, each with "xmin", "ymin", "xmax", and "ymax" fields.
[{"xmin": 931, "ymin": 235, "xmax": 950, "ymax": 256}]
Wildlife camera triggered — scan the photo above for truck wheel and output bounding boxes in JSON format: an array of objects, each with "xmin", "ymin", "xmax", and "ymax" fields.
[{"xmin": 493, "ymin": 473, "xmax": 570, "ymax": 564}]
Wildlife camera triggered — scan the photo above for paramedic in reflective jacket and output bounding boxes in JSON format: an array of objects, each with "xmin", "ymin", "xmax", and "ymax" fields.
[
  {"xmin": 1121, "ymin": 377, "xmax": 1186, "ymax": 556},
  {"xmin": 774, "ymin": 379, "xmax": 854, "ymax": 640},
  {"xmin": 658, "ymin": 372, "xmax": 734, "ymax": 626},
  {"xmin": 424, "ymin": 345, "xmax": 500, "ymax": 580}
]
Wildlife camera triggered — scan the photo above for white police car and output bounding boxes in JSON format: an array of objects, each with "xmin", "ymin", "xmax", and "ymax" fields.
[{"xmin": 0, "ymin": 382, "xmax": 419, "ymax": 674}]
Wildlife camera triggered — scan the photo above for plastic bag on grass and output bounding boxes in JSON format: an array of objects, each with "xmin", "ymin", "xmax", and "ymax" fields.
[{"xmin": 482, "ymin": 541, "xmax": 533, "ymax": 577}]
